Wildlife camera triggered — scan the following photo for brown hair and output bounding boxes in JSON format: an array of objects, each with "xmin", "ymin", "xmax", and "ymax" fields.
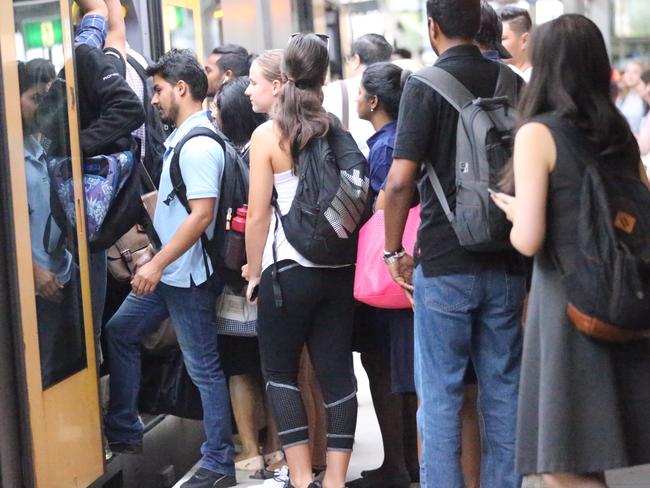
[
  {"xmin": 254, "ymin": 49, "xmax": 283, "ymax": 83},
  {"xmin": 274, "ymin": 34, "xmax": 330, "ymax": 164}
]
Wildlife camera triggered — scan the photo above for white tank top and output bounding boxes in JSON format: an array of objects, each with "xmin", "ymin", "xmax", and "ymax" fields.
[{"xmin": 262, "ymin": 170, "xmax": 320, "ymax": 271}]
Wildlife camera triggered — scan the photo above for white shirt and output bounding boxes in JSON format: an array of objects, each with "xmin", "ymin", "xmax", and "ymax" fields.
[{"xmin": 322, "ymin": 75, "xmax": 374, "ymax": 157}]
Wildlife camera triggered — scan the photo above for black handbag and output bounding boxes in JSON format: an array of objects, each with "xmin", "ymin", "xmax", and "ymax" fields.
[{"xmin": 138, "ymin": 347, "xmax": 203, "ymax": 420}]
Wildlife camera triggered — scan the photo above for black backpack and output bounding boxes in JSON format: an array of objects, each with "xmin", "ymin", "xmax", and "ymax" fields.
[
  {"xmin": 165, "ymin": 126, "xmax": 249, "ymax": 289},
  {"xmin": 272, "ymin": 119, "xmax": 371, "ymax": 267},
  {"xmin": 555, "ymin": 161, "xmax": 650, "ymax": 342},
  {"xmin": 412, "ymin": 63, "xmax": 520, "ymax": 252}
]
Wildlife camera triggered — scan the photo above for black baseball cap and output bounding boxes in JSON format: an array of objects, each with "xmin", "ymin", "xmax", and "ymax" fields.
[{"xmin": 476, "ymin": 1, "xmax": 512, "ymax": 59}]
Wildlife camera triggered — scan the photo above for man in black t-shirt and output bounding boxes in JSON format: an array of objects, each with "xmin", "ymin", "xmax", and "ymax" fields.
[{"xmin": 383, "ymin": 1, "xmax": 525, "ymax": 487}]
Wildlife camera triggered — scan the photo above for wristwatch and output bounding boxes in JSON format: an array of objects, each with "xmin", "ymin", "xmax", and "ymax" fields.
[{"xmin": 383, "ymin": 246, "xmax": 406, "ymax": 265}]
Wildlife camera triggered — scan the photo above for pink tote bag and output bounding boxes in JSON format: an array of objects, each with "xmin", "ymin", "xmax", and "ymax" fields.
[{"xmin": 354, "ymin": 205, "xmax": 420, "ymax": 309}]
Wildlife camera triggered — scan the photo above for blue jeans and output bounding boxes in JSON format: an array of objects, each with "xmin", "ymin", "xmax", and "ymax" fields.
[
  {"xmin": 413, "ymin": 266, "xmax": 524, "ymax": 488},
  {"xmin": 104, "ymin": 280, "xmax": 234, "ymax": 476}
]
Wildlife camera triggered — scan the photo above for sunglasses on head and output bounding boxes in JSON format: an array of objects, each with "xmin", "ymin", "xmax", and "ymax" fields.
[{"xmin": 288, "ymin": 32, "xmax": 330, "ymax": 49}]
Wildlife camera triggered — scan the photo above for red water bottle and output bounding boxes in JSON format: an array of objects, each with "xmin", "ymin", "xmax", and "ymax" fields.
[{"xmin": 223, "ymin": 205, "xmax": 247, "ymax": 271}]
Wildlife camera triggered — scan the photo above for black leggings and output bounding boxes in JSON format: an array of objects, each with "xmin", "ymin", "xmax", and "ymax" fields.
[{"xmin": 257, "ymin": 262, "xmax": 357, "ymax": 451}]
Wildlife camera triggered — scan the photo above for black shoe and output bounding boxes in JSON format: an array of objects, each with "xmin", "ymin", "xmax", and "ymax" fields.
[
  {"xmin": 108, "ymin": 441, "xmax": 143, "ymax": 455},
  {"xmin": 180, "ymin": 468, "xmax": 237, "ymax": 488},
  {"xmin": 346, "ymin": 472, "xmax": 410, "ymax": 488}
]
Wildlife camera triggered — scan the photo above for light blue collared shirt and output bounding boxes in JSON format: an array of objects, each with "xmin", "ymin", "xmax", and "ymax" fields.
[
  {"xmin": 154, "ymin": 111, "xmax": 224, "ymax": 288},
  {"xmin": 24, "ymin": 135, "xmax": 73, "ymax": 284}
]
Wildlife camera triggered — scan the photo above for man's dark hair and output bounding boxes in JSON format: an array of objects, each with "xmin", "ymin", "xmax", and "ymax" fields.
[
  {"xmin": 476, "ymin": 0, "xmax": 502, "ymax": 50},
  {"xmin": 216, "ymin": 52, "xmax": 253, "ymax": 77},
  {"xmin": 642, "ymin": 69, "xmax": 650, "ymax": 85},
  {"xmin": 499, "ymin": 6, "xmax": 532, "ymax": 35},
  {"xmin": 211, "ymin": 43, "xmax": 248, "ymax": 57},
  {"xmin": 18, "ymin": 58, "xmax": 56, "ymax": 94},
  {"xmin": 350, "ymin": 34, "xmax": 393, "ymax": 66},
  {"xmin": 426, "ymin": 0, "xmax": 480, "ymax": 40},
  {"xmin": 147, "ymin": 49, "xmax": 208, "ymax": 101},
  {"xmin": 393, "ymin": 48, "xmax": 412, "ymax": 59}
]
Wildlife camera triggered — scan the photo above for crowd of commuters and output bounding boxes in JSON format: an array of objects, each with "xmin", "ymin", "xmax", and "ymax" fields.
[{"xmin": 20, "ymin": 0, "xmax": 650, "ymax": 488}]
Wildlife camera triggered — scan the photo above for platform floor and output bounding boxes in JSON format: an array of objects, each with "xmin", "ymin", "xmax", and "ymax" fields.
[{"xmin": 175, "ymin": 354, "xmax": 650, "ymax": 488}]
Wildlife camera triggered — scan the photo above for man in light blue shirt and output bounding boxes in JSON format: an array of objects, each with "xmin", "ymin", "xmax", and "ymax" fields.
[{"xmin": 104, "ymin": 50, "xmax": 235, "ymax": 488}]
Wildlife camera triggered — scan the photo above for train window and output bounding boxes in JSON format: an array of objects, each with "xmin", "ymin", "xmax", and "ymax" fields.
[
  {"xmin": 13, "ymin": 0, "xmax": 87, "ymax": 389},
  {"xmin": 162, "ymin": 0, "xmax": 204, "ymax": 60}
]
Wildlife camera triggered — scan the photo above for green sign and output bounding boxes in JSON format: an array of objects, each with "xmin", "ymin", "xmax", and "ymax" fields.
[{"xmin": 23, "ymin": 19, "xmax": 63, "ymax": 49}]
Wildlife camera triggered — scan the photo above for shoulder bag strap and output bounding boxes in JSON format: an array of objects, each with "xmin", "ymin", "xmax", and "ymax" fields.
[
  {"xmin": 423, "ymin": 162, "xmax": 455, "ymax": 225},
  {"xmin": 411, "ymin": 66, "xmax": 473, "ymax": 226},
  {"xmin": 411, "ymin": 66, "xmax": 475, "ymax": 113},
  {"xmin": 340, "ymin": 80, "xmax": 350, "ymax": 131}
]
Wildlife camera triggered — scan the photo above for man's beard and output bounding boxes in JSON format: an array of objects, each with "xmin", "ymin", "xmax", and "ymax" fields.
[{"xmin": 159, "ymin": 102, "xmax": 178, "ymax": 126}]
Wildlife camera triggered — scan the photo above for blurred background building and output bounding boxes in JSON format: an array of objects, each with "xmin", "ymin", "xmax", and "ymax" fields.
[{"xmin": 336, "ymin": 0, "xmax": 650, "ymax": 69}]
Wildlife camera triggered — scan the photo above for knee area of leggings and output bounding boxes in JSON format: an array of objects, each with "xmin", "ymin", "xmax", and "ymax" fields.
[
  {"xmin": 325, "ymin": 391, "xmax": 357, "ymax": 434},
  {"xmin": 325, "ymin": 391, "xmax": 357, "ymax": 451}
]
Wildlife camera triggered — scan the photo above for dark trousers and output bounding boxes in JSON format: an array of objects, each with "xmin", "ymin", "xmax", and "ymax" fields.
[{"xmin": 257, "ymin": 263, "xmax": 358, "ymax": 451}]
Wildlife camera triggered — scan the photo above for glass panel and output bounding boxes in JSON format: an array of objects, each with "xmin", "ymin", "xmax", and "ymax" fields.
[
  {"xmin": 165, "ymin": 4, "xmax": 196, "ymax": 51},
  {"xmin": 13, "ymin": 0, "xmax": 87, "ymax": 389},
  {"xmin": 615, "ymin": 0, "xmax": 650, "ymax": 38}
]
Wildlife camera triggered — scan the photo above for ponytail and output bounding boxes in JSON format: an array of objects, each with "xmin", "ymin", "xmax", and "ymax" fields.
[{"xmin": 274, "ymin": 34, "xmax": 330, "ymax": 166}]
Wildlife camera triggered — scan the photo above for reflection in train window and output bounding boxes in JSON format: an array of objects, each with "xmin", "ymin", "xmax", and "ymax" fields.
[
  {"xmin": 165, "ymin": 4, "xmax": 196, "ymax": 51},
  {"xmin": 14, "ymin": 0, "xmax": 87, "ymax": 389}
]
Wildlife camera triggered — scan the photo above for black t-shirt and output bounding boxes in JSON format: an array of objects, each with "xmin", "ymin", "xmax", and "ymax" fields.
[{"xmin": 393, "ymin": 44, "xmax": 523, "ymax": 277}]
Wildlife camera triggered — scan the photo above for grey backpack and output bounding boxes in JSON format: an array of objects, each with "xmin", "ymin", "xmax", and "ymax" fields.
[{"xmin": 412, "ymin": 64, "xmax": 519, "ymax": 252}]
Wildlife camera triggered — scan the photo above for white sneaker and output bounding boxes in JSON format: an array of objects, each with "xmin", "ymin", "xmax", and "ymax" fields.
[{"xmin": 249, "ymin": 465, "xmax": 290, "ymax": 488}]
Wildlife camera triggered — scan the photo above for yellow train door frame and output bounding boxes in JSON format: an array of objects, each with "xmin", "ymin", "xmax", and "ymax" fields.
[
  {"xmin": 161, "ymin": 0, "xmax": 204, "ymax": 61},
  {"xmin": 0, "ymin": 0, "xmax": 104, "ymax": 486}
]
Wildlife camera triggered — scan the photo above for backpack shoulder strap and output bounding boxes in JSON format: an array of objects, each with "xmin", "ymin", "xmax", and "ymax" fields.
[
  {"xmin": 411, "ymin": 66, "xmax": 475, "ymax": 113},
  {"xmin": 126, "ymin": 54, "xmax": 148, "ymax": 83},
  {"xmin": 340, "ymin": 80, "xmax": 350, "ymax": 130},
  {"xmin": 165, "ymin": 125, "xmax": 225, "ymax": 277},
  {"xmin": 494, "ymin": 63, "xmax": 520, "ymax": 106},
  {"xmin": 165, "ymin": 126, "xmax": 225, "ymax": 212}
]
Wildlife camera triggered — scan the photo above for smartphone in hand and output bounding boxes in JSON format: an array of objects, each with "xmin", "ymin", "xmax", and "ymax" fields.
[{"xmin": 249, "ymin": 284, "xmax": 260, "ymax": 302}]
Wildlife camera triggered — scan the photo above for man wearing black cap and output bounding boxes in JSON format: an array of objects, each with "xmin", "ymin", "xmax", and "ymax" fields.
[{"xmin": 475, "ymin": 0, "xmax": 512, "ymax": 63}]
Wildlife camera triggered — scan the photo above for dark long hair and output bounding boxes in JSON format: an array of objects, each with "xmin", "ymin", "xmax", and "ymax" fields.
[
  {"xmin": 274, "ymin": 33, "xmax": 330, "ymax": 164},
  {"xmin": 361, "ymin": 62, "xmax": 411, "ymax": 120},
  {"xmin": 216, "ymin": 76, "xmax": 267, "ymax": 149},
  {"xmin": 502, "ymin": 14, "xmax": 639, "ymax": 190}
]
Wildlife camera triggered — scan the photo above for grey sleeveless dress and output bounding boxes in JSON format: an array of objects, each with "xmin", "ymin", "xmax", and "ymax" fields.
[{"xmin": 515, "ymin": 114, "xmax": 650, "ymax": 475}]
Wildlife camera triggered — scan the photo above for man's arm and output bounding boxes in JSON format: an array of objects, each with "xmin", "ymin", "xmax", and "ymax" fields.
[
  {"xmin": 105, "ymin": 0, "xmax": 127, "ymax": 61},
  {"xmin": 131, "ymin": 197, "xmax": 215, "ymax": 296},
  {"xmin": 76, "ymin": 45, "xmax": 144, "ymax": 156},
  {"xmin": 384, "ymin": 159, "xmax": 419, "ymax": 252},
  {"xmin": 132, "ymin": 135, "xmax": 223, "ymax": 295},
  {"xmin": 384, "ymin": 159, "xmax": 419, "ymax": 301}
]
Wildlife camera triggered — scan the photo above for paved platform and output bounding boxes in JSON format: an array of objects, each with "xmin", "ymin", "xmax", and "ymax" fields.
[{"xmin": 176, "ymin": 354, "xmax": 650, "ymax": 487}]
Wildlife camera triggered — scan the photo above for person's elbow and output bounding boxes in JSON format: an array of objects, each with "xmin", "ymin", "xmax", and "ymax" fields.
[
  {"xmin": 510, "ymin": 229, "xmax": 543, "ymax": 257},
  {"xmin": 246, "ymin": 207, "xmax": 270, "ymax": 229},
  {"xmin": 384, "ymin": 171, "xmax": 410, "ymax": 198}
]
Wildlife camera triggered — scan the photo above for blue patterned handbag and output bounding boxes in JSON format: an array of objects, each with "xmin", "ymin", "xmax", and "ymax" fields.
[{"xmin": 48, "ymin": 151, "xmax": 134, "ymax": 242}]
